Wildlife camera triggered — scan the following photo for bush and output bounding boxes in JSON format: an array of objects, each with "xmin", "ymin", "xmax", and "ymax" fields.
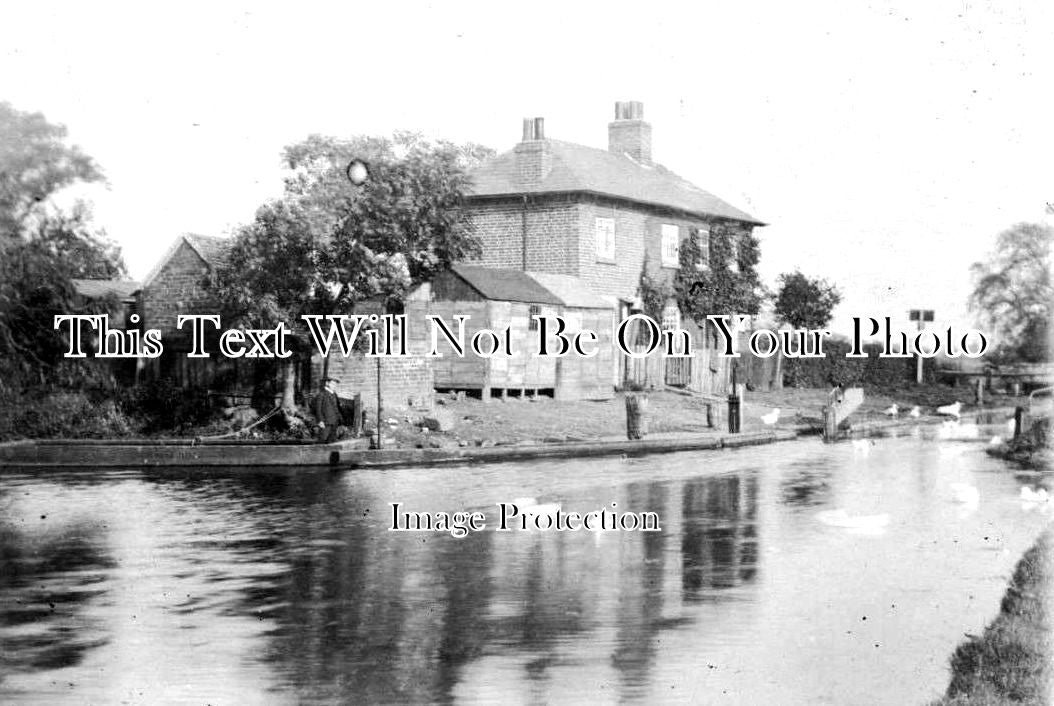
[
  {"xmin": 0, "ymin": 388, "xmax": 134, "ymax": 440},
  {"xmin": 118, "ymin": 379, "xmax": 216, "ymax": 433},
  {"xmin": 781, "ymin": 338, "xmax": 935, "ymax": 389}
]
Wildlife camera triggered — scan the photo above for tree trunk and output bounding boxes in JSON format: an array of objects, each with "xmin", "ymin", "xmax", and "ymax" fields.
[{"xmin": 279, "ymin": 356, "xmax": 297, "ymax": 410}]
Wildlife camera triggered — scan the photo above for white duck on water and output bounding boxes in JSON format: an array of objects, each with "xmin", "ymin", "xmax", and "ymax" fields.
[
  {"xmin": 936, "ymin": 401, "xmax": 963, "ymax": 419},
  {"xmin": 761, "ymin": 408, "xmax": 781, "ymax": 426},
  {"xmin": 883, "ymin": 404, "xmax": 899, "ymax": 417}
]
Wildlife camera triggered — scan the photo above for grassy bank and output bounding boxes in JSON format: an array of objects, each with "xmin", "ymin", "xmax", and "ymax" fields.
[
  {"xmin": 932, "ymin": 530, "xmax": 1052, "ymax": 705},
  {"xmin": 0, "ymin": 382, "xmax": 1026, "ymax": 446}
]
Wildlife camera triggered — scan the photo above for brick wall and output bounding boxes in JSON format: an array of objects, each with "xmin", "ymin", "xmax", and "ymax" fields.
[
  {"xmin": 467, "ymin": 195, "xmax": 739, "ymax": 305},
  {"xmin": 309, "ymin": 313, "xmax": 435, "ymax": 413},
  {"xmin": 312, "ymin": 354, "xmax": 433, "ymax": 414},
  {"xmin": 141, "ymin": 241, "xmax": 218, "ymax": 336},
  {"xmin": 468, "ymin": 198, "xmax": 579, "ymax": 274}
]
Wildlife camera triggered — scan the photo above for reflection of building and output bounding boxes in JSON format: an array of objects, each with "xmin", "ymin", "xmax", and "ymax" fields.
[{"xmin": 681, "ymin": 472, "xmax": 760, "ymax": 597}]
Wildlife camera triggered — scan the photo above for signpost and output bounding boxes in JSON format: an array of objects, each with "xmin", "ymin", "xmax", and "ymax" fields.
[{"xmin": 908, "ymin": 309, "xmax": 934, "ymax": 384}]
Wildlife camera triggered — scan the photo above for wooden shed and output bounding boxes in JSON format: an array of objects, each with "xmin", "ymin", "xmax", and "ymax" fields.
[{"xmin": 406, "ymin": 265, "xmax": 614, "ymax": 401}]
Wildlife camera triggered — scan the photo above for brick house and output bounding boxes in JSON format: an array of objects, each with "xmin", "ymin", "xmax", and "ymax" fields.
[
  {"xmin": 139, "ymin": 233, "xmax": 433, "ymax": 412},
  {"xmin": 464, "ymin": 101, "xmax": 765, "ymax": 392}
]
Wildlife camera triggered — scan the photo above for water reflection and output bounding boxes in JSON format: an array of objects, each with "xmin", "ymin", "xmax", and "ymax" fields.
[{"xmin": 0, "ymin": 436, "xmax": 1049, "ymax": 704}]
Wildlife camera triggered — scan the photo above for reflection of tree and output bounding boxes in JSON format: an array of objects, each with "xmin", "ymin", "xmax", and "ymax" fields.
[
  {"xmin": 779, "ymin": 461, "xmax": 834, "ymax": 507},
  {"xmin": 0, "ymin": 521, "xmax": 114, "ymax": 674},
  {"xmin": 681, "ymin": 471, "xmax": 760, "ymax": 599}
]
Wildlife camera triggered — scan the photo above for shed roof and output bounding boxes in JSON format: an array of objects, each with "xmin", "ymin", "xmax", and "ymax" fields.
[
  {"xmin": 525, "ymin": 272, "xmax": 610, "ymax": 309},
  {"xmin": 468, "ymin": 140, "xmax": 763, "ymax": 225},
  {"xmin": 447, "ymin": 265, "xmax": 609, "ymax": 309},
  {"xmin": 71, "ymin": 279, "xmax": 141, "ymax": 300},
  {"xmin": 450, "ymin": 264, "xmax": 563, "ymax": 305}
]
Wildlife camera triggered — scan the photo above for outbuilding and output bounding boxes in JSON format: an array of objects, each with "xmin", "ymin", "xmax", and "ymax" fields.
[{"xmin": 407, "ymin": 265, "xmax": 613, "ymax": 401}]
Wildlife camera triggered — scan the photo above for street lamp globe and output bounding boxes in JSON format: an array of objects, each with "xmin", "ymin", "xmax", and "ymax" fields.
[{"xmin": 346, "ymin": 159, "xmax": 369, "ymax": 186}]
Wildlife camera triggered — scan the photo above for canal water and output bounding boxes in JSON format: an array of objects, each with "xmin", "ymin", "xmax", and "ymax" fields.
[{"xmin": 1, "ymin": 431, "xmax": 1049, "ymax": 704}]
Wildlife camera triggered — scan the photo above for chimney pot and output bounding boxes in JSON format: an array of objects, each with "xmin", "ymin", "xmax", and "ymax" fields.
[
  {"xmin": 521, "ymin": 116, "xmax": 546, "ymax": 142},
  {"xmin": 608, "ymin": 101, "xmax": 652, "ymax": 164}
]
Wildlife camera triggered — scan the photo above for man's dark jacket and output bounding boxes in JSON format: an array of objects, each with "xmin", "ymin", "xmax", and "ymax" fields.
[{"xmin": 313, "ymin": 389, "xmax": 341, "ymax": 426}]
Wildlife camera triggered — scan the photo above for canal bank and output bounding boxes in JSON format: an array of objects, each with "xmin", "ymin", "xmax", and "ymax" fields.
[
  {"xmin": 0, "ymin": 428, "xmax": 801, "ymax": 469},
  {"xmin": 0, "ymin": 405, "xmax": 1017, "ymax": 471},
  {"xmin": 933, "ymin": 529, "xmax": 1053, "ymax": 705}
]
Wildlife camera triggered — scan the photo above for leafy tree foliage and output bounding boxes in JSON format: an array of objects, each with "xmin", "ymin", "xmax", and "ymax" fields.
[
  {"xmin": 773, "ymin": 270, "xmax": 842, "ymax": 330},
  {"xmin": 209, "ymin": 131, "xmax": 491, "ymax": 408},
  {"xmin": 0, "ymin": 104, "xmax": 125, "ymax": 385},
  {"xmin": 213, "ymin": 132, "xmax": 489, "ymax": 326},
  {"xmin": 969, "ymin": 222, "xmax": 1052, "ymax": 363},
  {"xmin": 0, "ymin": 102, "xmax": 103, "ymax": 237},
  {"xmin": 673, "ymin": 224, "xmax": 765, "ymax": 343}
]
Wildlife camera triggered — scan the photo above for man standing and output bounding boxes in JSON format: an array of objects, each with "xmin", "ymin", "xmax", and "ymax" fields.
[{"xmin": 314, "ymin": 377, "xmax": 342, "ymax": 443}]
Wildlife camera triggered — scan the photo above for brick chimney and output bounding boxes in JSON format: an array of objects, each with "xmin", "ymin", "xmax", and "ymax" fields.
[
  {"xmin": 514, "ymin": 117, "xmax": 551, "ymax": 185},
  {"xmin": 608, "ymin": 101, "xmax": 652, "ymax": 164}
]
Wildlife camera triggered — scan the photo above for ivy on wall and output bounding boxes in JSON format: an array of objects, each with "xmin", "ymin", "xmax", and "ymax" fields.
[{"xmin": 673, "ymin": 223, "xmax": 765, "ymax": 345}]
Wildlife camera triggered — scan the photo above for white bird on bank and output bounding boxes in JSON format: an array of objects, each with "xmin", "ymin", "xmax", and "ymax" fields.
[
  {"xmin": 950, "ymin": 482, "xmax": 980, "ymax": 506},
  {"xmin": 761, "ymin": 408, "xmax": 781, "ymax": 426},
  {"xmin": 989, "ymin": 435, "xmax": 1004, "ymax": 446},
  {"xmin": 936, "ymin": 401, "xmax": 963, "ymax": 419},
  {"xmin": 1006, "ymin": 417, "xmax": 1016, "ymax": 434},
  {"xmin": 883, "ymin": 404, "xmax": 899, "ymax": 417},
  {"xmin": 909, "ymin": 406, "xmax": 921, "ymax": 418}
]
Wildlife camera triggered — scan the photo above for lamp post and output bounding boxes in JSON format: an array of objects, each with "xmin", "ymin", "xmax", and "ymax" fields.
[
  {"xmin": 908, "ymin": 308, "xmax": 934, "ymax": 384},
  {"xmin": 345, "ymin": 159, "xmax": 383, "ymax": 448}
]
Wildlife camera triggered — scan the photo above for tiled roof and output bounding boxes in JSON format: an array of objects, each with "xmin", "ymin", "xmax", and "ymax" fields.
[
  {"xmin": 467, "ymin": 139, "xmax": 763, "ymax": 225},
  {"xmin": 184, "ymin": 233, "xmax": 233, "ymax": 266},
  {"xmin": 448, "ymin": 265, "xmax": 609, "ymax": 309},
  {"xmin": 142, "ymin": 233, "xmax": 232, "ymax": 289},
  {"xmin": 525, "ymin": 272, "xmax": 610, "ymax": 309},
  {"xmin": 71, "ymin": 279, "xmax": 141, "ymax": 299}
]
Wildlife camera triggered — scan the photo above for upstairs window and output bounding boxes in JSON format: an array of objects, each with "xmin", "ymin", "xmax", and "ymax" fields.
[
  {"xmin": 661, "ymin": 224, "xmax": 680, "ymax": 267},
  {"xmin": 528, "ymin": 304, "xmax": 540, "ymax": 330},
  {"xmin": 595, "ymin": 217, "xmax": 615, "ymax": 260},
  {"xmin": 728, "ymin": 234, "xmax": 739, "ymax": 273},
  {"xmin": 695, "ymin": 227, "xmax": 710, "ymax": 270}
]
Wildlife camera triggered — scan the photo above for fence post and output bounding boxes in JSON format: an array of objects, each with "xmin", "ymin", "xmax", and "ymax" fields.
[
  {"xmin": 974, "ymin": 378, "xmax": 984, "ymax": 406},
  {"xmin": 823, "ymin": 405, "xmax": 838, "ymax": 443},
  {"xmin": 1013, "ymin": 406, "xmax": 1026, "ymax": 441},
  {"xmin": 727, "ymin": 393, "xmax": 741, "ymax": 433}
]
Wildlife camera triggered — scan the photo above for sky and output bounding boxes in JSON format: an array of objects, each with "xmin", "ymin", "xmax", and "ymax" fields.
[{"xmin": 2, "ymin": 0, "xmax": 1051, "ymax": 337}]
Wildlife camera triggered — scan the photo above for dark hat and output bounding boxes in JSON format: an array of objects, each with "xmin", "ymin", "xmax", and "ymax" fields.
[{"xmin": 322, "ymin": 377, "xmax": 340, "ymax": 384}]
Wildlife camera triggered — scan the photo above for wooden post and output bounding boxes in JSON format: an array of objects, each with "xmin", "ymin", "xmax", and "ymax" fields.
[
  {"xmin": 727, "ymin": 393, "xmax": 741, "ymax": 433},
  {"xmin": 1014, "ymin": 406, "xmax": 1026, "ymax": 441},
  {"xmin": 823, "ymin": 405, "xmax": 838, "ymax": 443},
  {"xmin": 974, "ymin": 378, "xmax": 984, "ymax": 406}
]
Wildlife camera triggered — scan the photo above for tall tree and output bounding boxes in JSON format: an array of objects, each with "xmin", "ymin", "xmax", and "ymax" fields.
[
  {"xmin": 0, "ymin": 102, "xmax": 103, "ymax": 238},
  {"xmin": 210, "ymin": 131, "xmax": 490, "ymax": 408},
  {"xmin": 969, "ymin": 222, "xmax": 1052, "ymax": 363},
  {"xmin": 773, "ymin": 271, "xmax": 842, "ymax": 330},
  {"xmin": 0, "ymin": 104, "xmax": 124, "ymax": 384}
]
